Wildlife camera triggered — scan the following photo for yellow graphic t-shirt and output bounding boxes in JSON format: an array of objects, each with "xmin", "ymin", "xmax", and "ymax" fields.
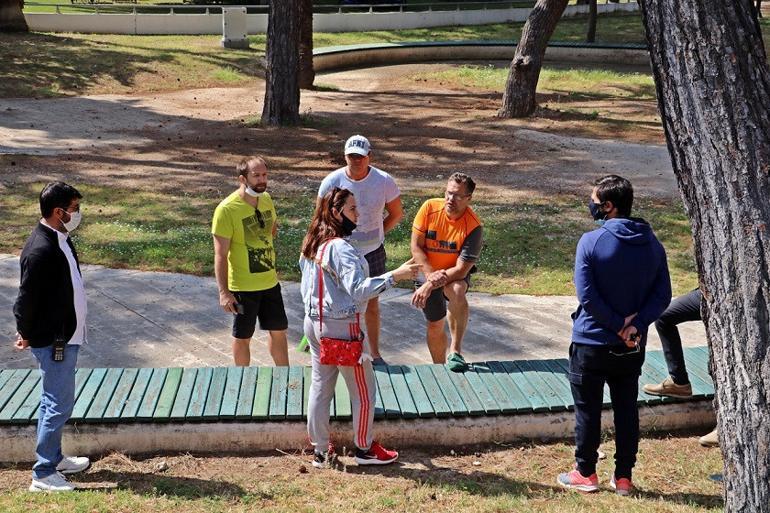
[{"xmin": 211, "ymin": 191, "xmax": 278, "ymax": 292}]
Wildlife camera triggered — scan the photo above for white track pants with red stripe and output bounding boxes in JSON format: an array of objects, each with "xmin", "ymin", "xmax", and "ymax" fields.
[{"xmin": 304, "ymin": 315, "xmax": 376, "ymax": 451}]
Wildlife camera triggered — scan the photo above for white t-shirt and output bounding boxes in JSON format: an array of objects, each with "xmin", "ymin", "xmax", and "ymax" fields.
[{"xmin": 318, "ymin": 166, "xmax": 400, "ymax": 255}]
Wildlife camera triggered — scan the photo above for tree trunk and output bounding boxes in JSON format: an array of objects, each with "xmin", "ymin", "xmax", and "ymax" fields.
[
  {"xmin": 298, "ymin": 0, "xmax": 314, "ymax": 90},
  {"xmin": 498, "ymin": 0, "xmax": 568, "ymax": 118},
  {"xmin": 261, "ymin": 0, "xmax": 300, "ymax": 126},
  {"xmin": 0, "ymin": 0, "xmax": 28, "ymax": 32},
  {"xmin": 586, "ymin": 0, "xmax": 597, "ymax": 43},
  {"xmin": 639, "ymin": 1, "xmax": 770, "ymax": 511}
]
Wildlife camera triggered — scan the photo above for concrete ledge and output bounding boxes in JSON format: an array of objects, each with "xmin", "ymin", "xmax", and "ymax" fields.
[
  {"xmin": 313, "ymin": 41, "xmax": 650, "ymax": 72},
  {"xmin": 0, "ymin": 400, "xmax": 713, "ymax": 462}
]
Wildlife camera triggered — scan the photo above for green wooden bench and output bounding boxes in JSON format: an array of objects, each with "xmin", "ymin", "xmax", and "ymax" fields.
[{"xmin": 0, "ymin": 347, "xmax": 712, "ymax": 426}]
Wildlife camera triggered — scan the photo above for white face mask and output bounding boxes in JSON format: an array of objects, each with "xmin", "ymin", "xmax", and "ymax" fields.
[
  {"xmin": 244, "ymin": 186, "xmax": 261, "ymax": 198},
  {"xmin": 63, "ymin": 211, "xmax": 82, "ymax": 232}
]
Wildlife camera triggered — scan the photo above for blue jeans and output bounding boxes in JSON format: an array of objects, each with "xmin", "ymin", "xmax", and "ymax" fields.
[{"xmin": 30, "ymin": 344, "xmax": 80, "ymax": 479}]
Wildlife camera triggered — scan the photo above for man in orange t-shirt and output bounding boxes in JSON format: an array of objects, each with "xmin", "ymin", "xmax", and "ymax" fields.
[{"xmin": 410, "ymin": 173, "xmax": 483, "ymax": 372}]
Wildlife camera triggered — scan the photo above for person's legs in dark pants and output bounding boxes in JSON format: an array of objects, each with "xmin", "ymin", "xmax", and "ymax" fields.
[
  {"xmin": 568, "ymin": 344, "xmax": 605, "ymax": 477},
  {"xmin": 654, "ymin": 288, "xmax": 701, "ymax": 385},
  {"xmin": 608, "ymin": 372, "xmax": 640, "ymax": 480}
]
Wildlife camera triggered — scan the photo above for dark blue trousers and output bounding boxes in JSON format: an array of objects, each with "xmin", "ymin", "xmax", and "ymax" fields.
[
  {"xmin": 568, "ymin": 342, "xmax": 645, "ymax": 480},
  {"xmin": 654, "ymin": 288, "xmax": 702, "ymax": 385}
]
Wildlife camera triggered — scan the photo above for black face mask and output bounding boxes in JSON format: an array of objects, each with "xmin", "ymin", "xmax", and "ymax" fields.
[
  {"xmin": 340, "ymin": 212, "xmax": 357, "ymax": 236},
  {"xmin": 588, "ymin": 200, "xmax": 605, "ymax": 221}
]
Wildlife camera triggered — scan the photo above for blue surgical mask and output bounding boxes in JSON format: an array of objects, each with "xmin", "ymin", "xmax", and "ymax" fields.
[{"xmin": 588, "ymin": 200, "xmax": 605, "ymax": 221}]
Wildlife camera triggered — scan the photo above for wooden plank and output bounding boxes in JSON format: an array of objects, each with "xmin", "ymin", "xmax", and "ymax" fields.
[
  {"xmin": 485, "ymin": 361, "xmax": 532, "ymax": 413},
  {"xmin": 11, "ymin": 377, "xmax": 42, "ymax": 423},
  {"xmin": 236, "ymin": 367, "xmax": 258, "ymax": 419},
  {"xmin": 430, "ymin": 365, "xmax": 470, "ymax": 416},
  {"xmin": 268, "ymin": 366, "xmax": 289, "ymax": 420},
  {"xmin": 84, "ymin": 368, "xmax": 124, "ymax": 422},
  {"xmin": 464, "ymin": 368, "xmax": 502, "ymax": 415},
  {"xmin": 252, "ymin": 367, "xmax": 272, "ymax": 420},
  {"xmin": 471, "ymin": 363, "xmax": 516, "ymax": 414},
  {"xmin": 120, "ymin": 368, "xmax": 153, "ymax": 420},
  {"xmin": 136, "ymin": 368, "xmax": 168, "ymax": 420},
  {"xmin": 526, "ymin": 360, "xmax": 573, "ymax": 410},
  {"xmin": 401, "ymin": 365, "xmax": 435, "ymax": 418},
  {"xmin": 0, "ymin": 369, "xmax": 16, "ymax": 393},
  {"xmin": 500, "ymin": 361, "xmax": 550, "ymax": 412},
  {"xmin": 638, "ymin": 356, "xmax": 670, "ymax": 405},
  {"xmin": 153, "ymin": 367, "xmax": 183, "ymax": 421},
  {"xmin": 684, "ymin": 347, "xmax": 716, "ymax": 390},
  {"xmin": 0, "ymin": 371, "xmax": 39, "ymax": 422},
  {"xmin": 203, "ymin": 367, "xmax": 229, "ymax": 420},
  {"xmin": 71, "ymin": 368, "xmax": 108, "ymax": 421},
  {"xmin": 170, "ymin": 368, "xmax": 198, "ymax": 420},
  {"xmin": 373, "ymin": 368, "xmax": 385, "ymax": 420},
  {"xmin": 186, "ymin": 367, "xmax": 213, "ymax": 420},
  {"xmin": 102, "ymin": 368, "xmax": 139, "ymax": 421},
  {"xmin": 414, "ymin": 365, "xmax": 451, "ymax": 417},
  {"xmin": 285, "ymin": 366, "xmax": 304, "ymax": 420},
  {"xmin": 445, "ymin": 370, "xmax": 485, "ymax": 416},
  {"xmin": 373, "ymin": 366, "xmax": 400, "ymax": 419},
  {"xmin": 219, "ymin": 367, "xmax": 243, "ymax": 420},
  {"xmin": 0, "ymin": 369, "xmax": 31, "ymax": 413},
  {"xmin": 332, "ymin": 373, "xmax": 352, "ymax": 420},
  {"xmin": 302, "ymin": 366, "xmax": 312, "ymax": 418},
  {"xmin": 511, "ymin": 360, "xmax": 568, "ymax": 411},
  {"xmin": 387, "ymin": 366, "xmax": 418, "ymax": 419}
]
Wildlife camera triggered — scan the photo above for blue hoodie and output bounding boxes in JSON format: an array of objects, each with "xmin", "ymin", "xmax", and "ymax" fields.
[{"xmin": 572, "ymin": 217, "xmax": 672, "ymax": 347}]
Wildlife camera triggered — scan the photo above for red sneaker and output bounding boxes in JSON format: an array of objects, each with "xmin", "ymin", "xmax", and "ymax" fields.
[
  {"xmin": 557, "ymin": 469, "xmax": 599, "ymax": 493},
  {"xmin": 610, "ymin": 475, "xmax": 635, "ymax": 496},
  {"xmin": 354, "ymin": 441, "xmax": 398, "ymax": 465}
]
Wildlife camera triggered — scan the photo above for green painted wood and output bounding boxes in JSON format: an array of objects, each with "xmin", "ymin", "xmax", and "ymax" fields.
[
  {"xmin": 643, "ymin": 352, "xmax": 693, "ymax": 404},
  {"xmin": 219, "ymin": 367, "xmax": 243, "ymax": 420},
  {"xmin": 526, "ymin": 360, "xmax": 574, "ymax": 410},
  {"xmin": 0, "ymin": 369, "xmax": 31, "ymax": 413},
  {"xmin": 373, "ymin": 369, "xmax": 385, "ymax": 419},
  {"xmin": 485, "ymin": 361, "xmax": 532, "ymax": 413},
  {"xmin": 252, "ymin": 367, "xmax": 272, "ymax": 420},
  {"xmin": 538, "ymin": 359, "xmax": 578, "ymax": 409},
  {"xmin": 153, "ymin": 367, "xmax": 183, "ymax": 421},
  {"xmin": 431, "ymin": 365, "xmax": 471, "ymax": 416},
  {"xmin": 500, "ymin": 361, "xmax": 550, "ymax": 412},
  {"xmin": 387, "ymin": 366, "xmax": 418, "ymax": 419},
  {"xmin": 121, "ymin": 368, "xmax": 153, "ymax": 420},
  {"xmin": 136, "ymin": 368, "xmax": 168, "ymax": 420},
  {"xmin": 373, "ymin": 366, "xmax": 400, "ymax": 419},
  {"xmin": 646, "ymin": 351, "xmax": 712, "ymax": 398},
  {"xmin": 0, "ymin": 371, "xmax": 39, "ymax": 422},
  {"xmin": 302, "ymin": 366, "xmax": 312, "ymax": 417},
  {"xmin": 203, "ymin": 367, "xmax": 229, "ymax": 420},
  {"xmin": 472, "ymin": 363, "xmax": 517, "ymax": 414},
  {"xmin": 186, "ymin": 367, "xmax": 213, "ymax": 420},
  {"xmin": 84, "ymin": 368, "xmax": 124, "ymax": 422},
  {"xmin": 71, "ymin": 368, "xmax": 108, "ymax": 421},
  {"xmin": 169, "ymin": 368, "xmax": 198, "ymax": 420},
  {"xmin": 684, "ymin": 347, "xmax": 715, "ymax": 390},
  {"xmin": 285, "ymin": 366, "xmax": 304, "ymax": 420},
  {"xmin": 400, "ymin": 365, "xmax": 435, "ymax": 418},
  {"xmin": 638, "ymin": 357, "xmax": 670, "ymax": 405},
  {"xmin": 333, "ymin": 373, "xmax": 352, "ymax": 420},
  {"xmin": 463, "ymin": 368, "xmax": 501, "ymax": 414},
  {"xmin": 102, "ymin": 368, "xmax": 139, "ymax": 421},
  {"xmin": 11, "ymin": 377, "xmax": 42, "ymax": 423},
  {"xmin": 268, "ymin": 366, "xmax": 288, "ymax": 420},
  {"xmin": 414, "ymin": 365, "xmax": 451, "ymax": 417},
  {"xmin": 0, "ymin": 369, "xmax": 17, "ymax": 394},
  {"xmin": 512, "ymin": 361, "xmax": 567, "ymax": 411},
  {"xmin": 445, "ymin": 369, "xmax": 485, "ymax": 416},
  {"xmin": 236, "ymin": 367, "xmax": 258, "ymax": 419}
]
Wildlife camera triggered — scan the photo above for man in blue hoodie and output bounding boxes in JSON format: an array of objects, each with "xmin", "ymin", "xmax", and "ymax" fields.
[{"xmin": 557, "ymin": 175, "xmax": 671, "ymax": 496}]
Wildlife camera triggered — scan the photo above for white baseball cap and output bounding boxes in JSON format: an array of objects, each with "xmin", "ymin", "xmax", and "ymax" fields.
[{"xmin": 344, "ymin": 135, "xmax": 371, "ymax": 156}]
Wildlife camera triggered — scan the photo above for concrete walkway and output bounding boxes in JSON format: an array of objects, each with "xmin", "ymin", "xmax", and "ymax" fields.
[{"xmin": 0, "ymin": 254, "xmax": 707, "ymax": 370}]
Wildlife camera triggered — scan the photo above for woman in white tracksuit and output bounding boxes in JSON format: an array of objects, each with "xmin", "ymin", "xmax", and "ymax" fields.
[{"xmin": 299, "ymin": 187, "xmax": 419, "ymax": 467}]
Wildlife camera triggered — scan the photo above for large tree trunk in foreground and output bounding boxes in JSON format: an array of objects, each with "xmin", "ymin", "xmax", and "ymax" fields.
[
  {"xmin": 640, "ymin": 1, "xmax": 770, "ymax": 511},
  {"xmin": 298, "ymin": 0, "xmax": 314, "ymax": 89},
  {"xmin": 498, "ymin": 0, "xmax": 568, "ymax": 118},
  {"xmin": 586, "ymin": 0, "xmax": 597, "ymax": 42},
  {"xmin": 0, "ymin": 0, "xmax": 28, "ymax": 32},
  {"xmin": 261, "ymin": 1, "xmax": 300, "ymax": 126}
]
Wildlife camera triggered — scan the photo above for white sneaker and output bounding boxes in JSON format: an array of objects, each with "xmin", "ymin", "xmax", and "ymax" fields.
[
  {"xmin": 56, "ymin": 456, "xmax": 91, "ymax": 475},
  {"xmin": 29, "ymin": 472, "xmax": 75, "ymax": 492}
]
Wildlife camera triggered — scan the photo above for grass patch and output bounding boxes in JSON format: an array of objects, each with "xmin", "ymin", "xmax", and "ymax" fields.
[{"xmin": 1, "ymin": 182, "xmax": 697, "ymax": 296}]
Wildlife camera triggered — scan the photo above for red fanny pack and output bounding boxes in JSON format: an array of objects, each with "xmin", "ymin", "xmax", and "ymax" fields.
[{"xmin": 316, "ymin": 240, "xmax": 363, "ymax": 367}]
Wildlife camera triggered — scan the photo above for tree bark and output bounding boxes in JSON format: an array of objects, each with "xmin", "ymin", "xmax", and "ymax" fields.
[
  {"xmin": 261, "ymin": 0, "xmax": 300, "ymax": 126},
  {"xmin": 0, "ymin": 0, "xmax": 28, "ymax": 32},
  {"xmin": 639, "ymin": 1, "xmax": 770, "ymax": 511},
  {"xmin": 498, "ymin": 0, "xmax": 568, "ymax": 118},
  {"xmin": 298, "ymin": 0, "xmax": 315, "ymax": 90},
  {"xmin": 586, "ymin": 0, "xmax": 597, "ymax": 43}
]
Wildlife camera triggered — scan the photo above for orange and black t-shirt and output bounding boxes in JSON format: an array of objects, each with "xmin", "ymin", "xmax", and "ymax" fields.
[{"xmin": 412, "ymin": 198, "xmax": 483, "ymax": 271}]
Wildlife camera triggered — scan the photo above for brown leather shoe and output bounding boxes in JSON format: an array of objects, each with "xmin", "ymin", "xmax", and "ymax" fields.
[
  {"xmin": 642, "ymin": 376, "xmax": 693, "ymax": 398},
  {"xmin": 699, "ymin": 428, "xmax": 719, "ymax": 447}
]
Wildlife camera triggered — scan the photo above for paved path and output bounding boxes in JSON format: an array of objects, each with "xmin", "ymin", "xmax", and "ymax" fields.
[{"xmin": 0, "ymin": 254, "xmax": 706, "ymax": 370}]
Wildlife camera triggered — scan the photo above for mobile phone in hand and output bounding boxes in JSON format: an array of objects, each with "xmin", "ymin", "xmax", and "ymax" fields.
[{"xmin": 234, "ymin": 303, "xmax": 245, "ymax": 315}]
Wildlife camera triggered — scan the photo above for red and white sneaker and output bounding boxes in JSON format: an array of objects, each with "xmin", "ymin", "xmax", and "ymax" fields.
[
  {"xmin": 354, "ymin": 441, "xmax": 398, "ymax": 465},
  {"xmin": 557, "ymin": 469, "xmax": 599, "ymax": 493},
  {"xmin": 610, "ymin": 475, "xmax": 635, "ymax": 496}
]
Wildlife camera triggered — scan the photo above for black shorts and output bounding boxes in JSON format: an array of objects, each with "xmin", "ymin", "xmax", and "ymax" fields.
[
  {"xmin": 422, "ymin": 274, "xmax": 472, "ymax": 322},
  {"xmin": 364, "ymin": 244, "xmax": 387, "ymax": 276},
  {"xmin": 232, "ymin": 283, "xmax": 289, "ymax": 338}
]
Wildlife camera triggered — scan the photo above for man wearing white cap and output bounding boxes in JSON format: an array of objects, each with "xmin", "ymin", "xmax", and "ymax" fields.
[{"xmin": 317, "ymin": 135, "xmax": 403, "ymax": 366}]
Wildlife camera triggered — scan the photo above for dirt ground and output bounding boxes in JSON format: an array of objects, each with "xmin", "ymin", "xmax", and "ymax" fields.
[{"xmin": 0, "ymin": 62, "xmax": 676, "ymax": 205}]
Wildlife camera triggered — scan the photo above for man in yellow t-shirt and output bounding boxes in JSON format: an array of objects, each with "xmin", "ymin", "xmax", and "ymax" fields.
[
  {"xmin": 212, "ymin": 156, "xmax": 289, "ymax": 366},
  {"xmin": 410, "ymin": 173, "xmax": 483, "ymax": 372}
]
